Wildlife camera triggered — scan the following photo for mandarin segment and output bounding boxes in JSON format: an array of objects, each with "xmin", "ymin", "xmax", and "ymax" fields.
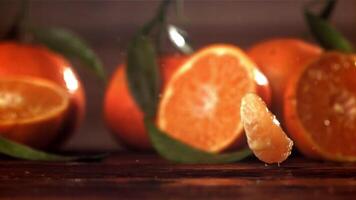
[
  {"xmin": 285, "ymin": 52, "xmax": 356, "ymax": 161},
  {"xmin": 158, "ymin": 44, "xmax": 270, "ymax": 152},
  {"xmin": 0, "ymin": 77, "xmax": 69, "ymax": 149},
  {"xmin": 241, "ymin": 93, "xmax": 293, "ymax": 164}
]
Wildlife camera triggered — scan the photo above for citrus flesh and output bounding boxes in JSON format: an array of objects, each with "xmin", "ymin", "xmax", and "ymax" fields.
[
  {"xmin": 284, "ymin": 52, "xmax": 356, "ymax": 161},
  {"xmin": 158, "ymin": 44, "xmax": 269, "ymax": 152},
  {"xmin": 0, "ymin": 76, "xmax": 69, "ymax": 148},
  {"xmin": 241, "ymin": 93, "xmax": 293, "ymax": 164}
]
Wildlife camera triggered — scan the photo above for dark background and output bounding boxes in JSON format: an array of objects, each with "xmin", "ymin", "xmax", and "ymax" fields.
[{"xmin": 0, "ymin": 0, "xmax": 355, "ymax": 150}]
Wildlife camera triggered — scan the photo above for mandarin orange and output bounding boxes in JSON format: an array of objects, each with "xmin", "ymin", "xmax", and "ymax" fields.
[
  {"xmin": 158, "ymin": 44, "xmax": 271, "ymax": 152},
  {"xmin": 104, "ymin": 55, "xmax": 187, "ymax": 150},
  {"xmin": 0, "ymin": 42, "xmax": 85, "ymax": 149}
]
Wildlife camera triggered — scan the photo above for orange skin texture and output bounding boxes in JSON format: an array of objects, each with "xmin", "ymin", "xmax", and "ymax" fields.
[
  {"xmin": 247, "ymin": 38, "xmax": 322, "ymax": 118},
  {"xmin": 0, "ymin": 42, "xmax": 85, "ymax": 149},
  {"xmin": 104, "ymin": 55, "xmax": 187, "ymax": 150}
]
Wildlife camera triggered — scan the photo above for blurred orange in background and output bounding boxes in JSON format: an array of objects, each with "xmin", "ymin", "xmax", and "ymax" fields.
[{"xmin": 0, "ymin": 42, "xmax": 85, "ymax": 149}]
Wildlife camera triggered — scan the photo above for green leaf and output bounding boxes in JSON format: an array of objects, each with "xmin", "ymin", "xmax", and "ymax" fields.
[
  {"xmin": 126, "ymin": 0, "xmax": 251, "ymax": 164},
  {"xmin": 145, "ymin": 120, "xmax": 252, "ymax": 164},
  {"xmin": 30, "ymin": 27, "xmax": 106, "ymax": 80},
  {"xmin": 0, "ymin": 137, "xmax": 106, "ymax": 161},
  {"xmin": 126, "ymin": 35, "xmax": 160, "ymax": 118},
  {"xmin": 304, "ymin": 0, "xmax": 354, "ymax": 53}
]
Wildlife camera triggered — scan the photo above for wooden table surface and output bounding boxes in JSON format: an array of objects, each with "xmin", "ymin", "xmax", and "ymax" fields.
[{"xmin": 0, "ymin": 153, "xmax": 355, "ymax": 200}]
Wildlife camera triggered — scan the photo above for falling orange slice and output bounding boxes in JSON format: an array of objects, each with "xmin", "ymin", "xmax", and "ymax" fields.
[
  {"xmin": 241, "ymin": 93, "xmax": 293, "ymax": 164},
  {"xmin": 158, "ymin": 44, "xmax": 270, "ymax": 152},
  {"xmin": 0, "ymin": 76, "xmax": 69, "ymax": 148}
]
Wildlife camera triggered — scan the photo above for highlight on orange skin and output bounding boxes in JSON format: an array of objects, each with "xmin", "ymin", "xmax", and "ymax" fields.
[
  {"xmin": 248, "ymin": 38, "xmax": 322, "ymax": 117},
  {"xmin": 158, "ymin": 44, "xmax": 271, "ymax": 153},
  {"xmin": 0, "ymin": 42, "xmax": 85, "ymax": 149},
  {"xmin": 241, "ymin": 93, "xmax": 293, "ymax": 164}
]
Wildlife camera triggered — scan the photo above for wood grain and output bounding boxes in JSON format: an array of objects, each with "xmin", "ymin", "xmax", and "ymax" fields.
[{"xmin": 0, "ymin": 154, "xmax": 356, "ymax": 199}]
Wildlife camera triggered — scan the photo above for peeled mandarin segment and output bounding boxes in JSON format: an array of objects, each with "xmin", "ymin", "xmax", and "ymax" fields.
[
  {"xmin": 0, "ymin": 76, "xmax": 69, "ymax": 148},
  {"xmin": 158, "ymin": 44, "xmax": 264, "ymax": 152},
  {"xmin": 288, "ymin": 52, "xmax": 356, "ymax": 161},
  {"xmin": 241, "ymin": 93, "xmax": 293, "ymax": 164}
]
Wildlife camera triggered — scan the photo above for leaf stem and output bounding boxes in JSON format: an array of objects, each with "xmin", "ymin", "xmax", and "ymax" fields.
[
  {"xmin": 141, "ymin": 0, "xmax": 172, "ymax": 36},
  {"xmin": 319, "ymin": 0, "xmax": 337, "ymax": 20},
  {"xmin": 304, "ymin": 0, "xmax": 337, "ymax": 20},
  {"xmin": 304, "ymin": 0, "xmax": 353, "ymax": 52},
  {"xmin": 4, "ymin": 0, "xmax": 30, "ymax": 41}
]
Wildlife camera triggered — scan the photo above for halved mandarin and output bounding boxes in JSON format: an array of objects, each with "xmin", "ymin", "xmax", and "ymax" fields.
[
  {"xmin": 284, "ymin": 52, "xmax": 356, "ymax": 161},
  {"xmin": 158, "ymin": 44, "xmax": 270, "ymax": 152},
  {"xmin": 241, "ymin": 93, "xmax": 293, "ymax": 164},
  {"xmin": 0, "ymin": 42, "xmax": 85, "ymax": 149},
  {"xmin": 0, "ymin": 76, "xmax": 69, "ymax": 149}
]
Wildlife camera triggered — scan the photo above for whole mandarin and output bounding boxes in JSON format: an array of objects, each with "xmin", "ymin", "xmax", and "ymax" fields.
[{"xmin": 104, "ymin": 55, "xmax": 187, "ymax": 150}]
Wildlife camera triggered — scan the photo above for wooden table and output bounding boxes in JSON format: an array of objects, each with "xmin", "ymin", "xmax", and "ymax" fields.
[{"xmin": 0, "ymin": 153, "xmax": 355, "ymax": 200}]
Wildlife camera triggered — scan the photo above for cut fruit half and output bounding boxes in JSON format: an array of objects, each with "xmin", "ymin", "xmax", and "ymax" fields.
[
  {"xmin": 284, "ymin": 52, "xmax": 356, "ymax": 162},
  {"xmin": 241, "ymin": 93, "xmax": 293, "ymax": 164},
  {"xmin": 247, "ymin": 38, "xmax": 322, "ymax": 118},
  {"xmin": 0, "ymin": 76, "xmax": 69, "ymax": 148},
  {"xmin": 158, "ymin": 44, "xmax": 270, "ymax": 152}
]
